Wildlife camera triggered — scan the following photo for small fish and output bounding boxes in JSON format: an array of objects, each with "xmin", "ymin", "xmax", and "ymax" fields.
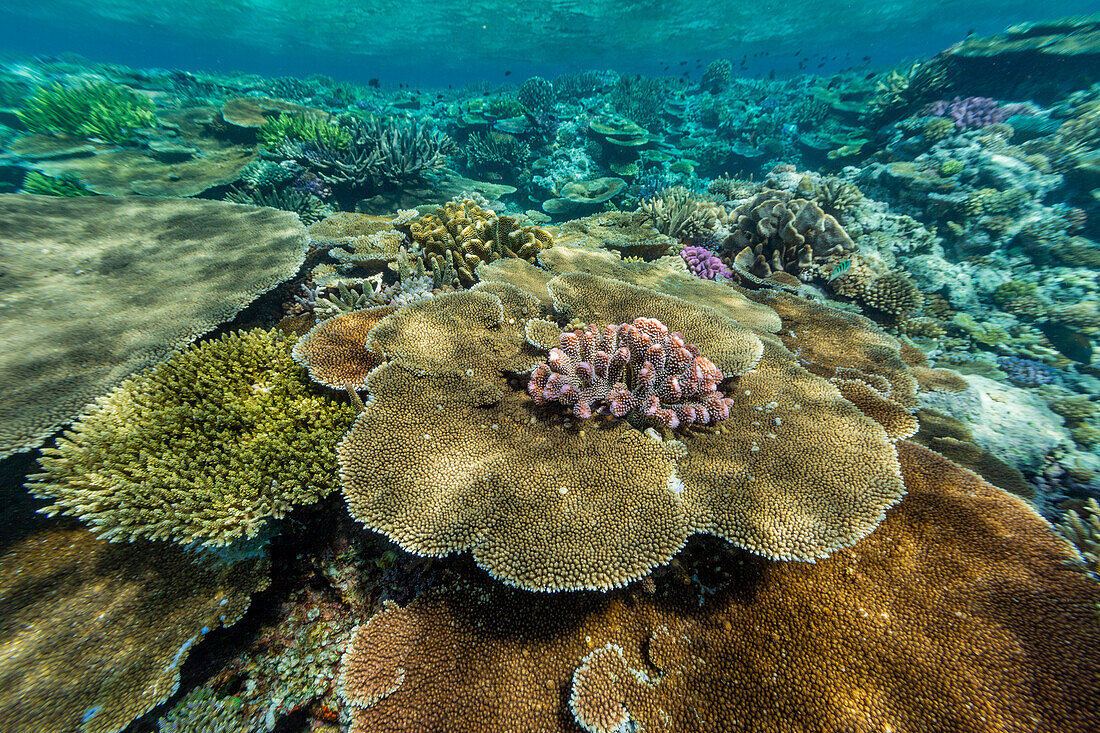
[
  {"xmin": 827, "ymin": 260, "xmax": 851, "ymax": 282},
  {"xmin": 504, "ymin": 70, "xmax": 512, "ymax": 76}
]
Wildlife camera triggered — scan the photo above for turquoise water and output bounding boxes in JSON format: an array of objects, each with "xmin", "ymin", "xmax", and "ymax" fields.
[{"xmin": 0, "ymin": 4, "xmax": 1098, "ymax": 733}]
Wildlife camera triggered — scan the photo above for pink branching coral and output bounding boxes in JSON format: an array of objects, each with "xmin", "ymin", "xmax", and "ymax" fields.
[{"xmin": 527, "ymin": 317, "xmax": 734, "ymax": 429}]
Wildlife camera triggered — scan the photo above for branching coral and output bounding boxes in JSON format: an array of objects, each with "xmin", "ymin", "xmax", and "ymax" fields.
[
  {"xmin": 225, "ymin": 185, "xmax": 331, "ymax": 224},
  {"xmin": 258, "ymin": 112, "xmax": 351, "ymax": 151},
  {"xmin": 20, "ymin": 170, "xmax": 96, "ymax": 197},
  {"xmin": 17, "ymin": 81, "xmax": 158, "ymax": 144},
  {"xmin": 29, "ymin": 329, "xmax": 356, "ymax": 548},
  {"xmin": 1060, "ymin": 499, "xmax": 1100, "ymax": 575},
  {"xmin": 638, "ymin": 186, "xmax": 725, "ymax": 245},
  {"xmin": 528, "ymin": 318, "xmax": 735, "ymax": 429}
]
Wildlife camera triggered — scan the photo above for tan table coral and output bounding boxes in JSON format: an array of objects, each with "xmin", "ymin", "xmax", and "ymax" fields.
[
  {"xmin": 334, "ymin": 276, "xmax": 906, "ymax": 592},
  {"xmin": 337, "ymin": 442, "xmax": 1100, "ymax": 733},
  {"xmin": 0, "ymin": 195, "xmax": 308, "ymax": 461}
]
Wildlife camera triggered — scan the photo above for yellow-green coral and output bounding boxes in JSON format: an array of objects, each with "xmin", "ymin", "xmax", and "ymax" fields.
[
  {"xmin": 29, "ymin": 329, "xmax": 356, "ymax": 548},
  {"xmin": 17, "ymin": 81, "xmax": 158, "ymax": 144},
  {"xmin": 398, "ymin": 198, "xmax": 552, "ymax": 287}
]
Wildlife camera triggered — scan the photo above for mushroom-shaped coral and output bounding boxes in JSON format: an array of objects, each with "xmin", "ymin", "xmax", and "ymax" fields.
[
  {"xmin": 528, "ymin": 318, "xmax": 734, "ymax": 429},
  {"xmin": 336, "ymin": 276, "xmax": 906, "ymax": 591},
  {"xmin": 29, "ymin": 329, "xmax": 356, "ymax": 548}
]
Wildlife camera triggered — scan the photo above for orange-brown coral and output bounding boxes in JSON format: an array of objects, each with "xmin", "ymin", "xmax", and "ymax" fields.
[
  {"xmin": 338, "ymin": 442, "xmax": 1100, "ymax": 733},
  {"xmin": 292, "ymin": 305, "xmax": 397, "ymax": 390},
  {"xmin": 0, "ymin": 526, "xmax": 267, "ymax": 733}
]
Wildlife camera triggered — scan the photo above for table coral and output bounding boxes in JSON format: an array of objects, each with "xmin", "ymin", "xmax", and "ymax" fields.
[
  {"xmin": 527, "ymin": 318, "xmax": 735, "ymax": 429},
  {"xmin": 0, "ymin": 194, "xmax": 308, "ymax": 461},
  {"xmin": 335, "ymin": 277, "xmax": 905, "ymax": 591},
  {"xmin": 337, "ymin": 442, "xmax": 1100, "ymax": 732},
  {"xmin": 0, "ymin": 526, "xmax": 267, "ymax": 733},
  {"xmin": 29, "ymin": 329, "xmax": 356, "ymax": 548},
  {"xmin": 292, "ymin": 305, "xmax": 397, "ymax": 391}
]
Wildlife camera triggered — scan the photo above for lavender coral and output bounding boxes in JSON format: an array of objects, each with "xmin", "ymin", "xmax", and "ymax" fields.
[
  {"xmin": 527, "ymin": 317, "xmax": 734, "ymax": 429},
  {"xmin": 925, "ymin": 96, "xmax": 1029, "ymax": 129},
  {"xmin": 680, "ymin": 245, "xmax": 731, "ymax": 281}
]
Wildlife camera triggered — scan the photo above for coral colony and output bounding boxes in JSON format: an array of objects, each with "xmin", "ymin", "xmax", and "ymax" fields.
[{"xmin": 0, "ymin": 13, "xmax": 1098, "ymax": 733}]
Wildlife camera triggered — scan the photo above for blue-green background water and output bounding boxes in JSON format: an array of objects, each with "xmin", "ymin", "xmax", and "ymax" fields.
[{"xmin": 1, "ymin": 0, "xmax": 1097, "ymax": 84}]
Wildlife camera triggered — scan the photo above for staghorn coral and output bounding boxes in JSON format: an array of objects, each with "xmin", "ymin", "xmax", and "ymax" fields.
[
  {"xmin": 258, "ymin": 112, "xmax": 351, "ymax": 151},
  {"xmin": 338, "ymin": 442, "xmax": 1100, "ymax": 732},
  {"xmin": 679, "ymin": 244, "xmax": 731, "ymax": 280},
  {"xmin": 29, "ymin": 329, "xmax": 356, "ymax": 548},
  {"xmin": 0, "ymin": 526, "xmax": 267, "ymax": 733},
  {"xmin": 20, "ymin": 170, "xmax": 96, "ymax": 197},
  {"xmin": 527, "ymin": 318, "xmax": 735, "ymax": 429},
  {"xmin": 721, "ymin": 190, "xmax": 856, "ymax": 282},
  {"xmin": 398, "ymin": 198, "xmax": 552, "ymax": 287},
  {"xmin": 0, "ymin": 194, "xmax": 308, "ymax": 461},
  {"xmin": 225, "ymin": 185, "xmax": 331, "ymax": 224},
  {"xmin": 464, "ymin": 131, "xmax": 530, "ymax": 178},
  {"xmin": 1060, "ymin": 499, "xmax": 1100, "ymax": 575},
  {"xmin": 638, "ymin": 186, "xmax": 725, "ymax": 245},
  {"xmin": 17, "ymin": 80, "xmax": 158, "ymax": 144},
  {"xmin": 292, "ymin": 305, "xmax": 397, "ymax": 391},
  {"xmin": 337, "ymin": 276, "xmax": 905, "ymax": 591}
]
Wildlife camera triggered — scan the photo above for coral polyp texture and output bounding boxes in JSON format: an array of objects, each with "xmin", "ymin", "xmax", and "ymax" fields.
[
  {"xmin": 292, "ymin": 305, "xmax": 398, "ymax": 390},
  {"xmin": 337, "ymin": 273, "xmax": 907, "ymax": 591},
  {"xmin": 29, "ymin": 329, "xmax": 356, "ymax": 548},
  {"xmin": 721, "ymin": 190, "xmax": 856, "ymax": 282},
  {"xmin": 337, "ymin": 444, "xmax": 1100, "ymax": 733},
  {"xmin": 527, "ymin": 318, "xmax": 735, "ymax": 429},
  {"xmin": 0, "ymin": 194, "xmax": 308, "ymax": 461},
  {"xmin": 0, "ymin": 526, "xmax": 268, "ymax": 733}
]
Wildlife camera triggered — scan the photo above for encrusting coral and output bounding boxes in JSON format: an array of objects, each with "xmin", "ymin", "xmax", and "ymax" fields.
[
  {"xmin": 336, "ymin": 443, "xmax": 1100, "ymax": 733},
  {"xmin": 0, "ymin": 526, "xmax": 268, "ymax": 733},
  {"xmin": 29, "ymin": 329, "xmax": 356, "ymax": 548}
]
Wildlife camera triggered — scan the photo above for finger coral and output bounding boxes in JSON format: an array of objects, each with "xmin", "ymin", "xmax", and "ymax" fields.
[
  {"xmin": 0, "ymin": 526, "xmax": 267, "ymax": 733},
  {"xmin": 398, "ymin": 198, "xmax": 552, "ymax": 287},
  {"xmin": 29, "ymin": 329, "xmax": 356, "ymax": 548},
  {"xmin": 527, "ymin": 318, "xmax": 735, "ymax": 429},
  {"xmin": 337, "ymin": 442, "xmax": 1100, "ymax": 733}
]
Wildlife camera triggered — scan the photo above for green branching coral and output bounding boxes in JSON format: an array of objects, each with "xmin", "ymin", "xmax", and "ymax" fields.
[
  {"xmin": 225, "ymin": 185, "xmax": 331, "ymax": 225},
  {"xmin": 28, "ymin": 329, "xmax": 356, "ymax": 548},
  {"xmin": 16, "ymin": 81, "xmax": 158, "ymax": 144},
  {"xmin": 258, "ymin": 112, "xmax": 351, "ymax": 151},
  {"xmin": 20, "ymin": 171, "xmax": 96, "ymax": 197}
]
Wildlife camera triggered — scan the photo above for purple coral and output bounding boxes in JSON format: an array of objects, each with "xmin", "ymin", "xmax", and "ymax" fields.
[
  {"xmin": 681, "ymin": 245, "xmax": 731, "ymax": 281},
  {"xmin": 925, "ymin": 97, "xmax": 1031, "ymax": 129},
  {"xmin": 996, "ymin": 356, "xmax": 1057, "ymax": 388},
  {"xmin": 527, "ymin": 317, "xmax": 734, "ymax": 429}
]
